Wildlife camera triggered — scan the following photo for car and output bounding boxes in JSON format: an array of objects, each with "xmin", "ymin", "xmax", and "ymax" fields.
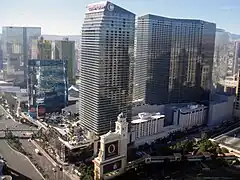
[
  {"xmin": 58, "ymin": 165, "xmax": 63, "ymax": 171},
  {"xmin": 52, "ymin": 168, "xmax": 57, "ymax": 172},
  {"xmin": 35, "ymin": 149, "xmax": 42, "ymax": 155}
]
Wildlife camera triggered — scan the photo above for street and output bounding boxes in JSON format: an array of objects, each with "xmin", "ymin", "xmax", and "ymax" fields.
[
  {"xmin": 0, "ymin": 104, "xmax": 76, "ymax": 180},
  {"xmin": 0, "ymin": 105, "xmax": 44, "ymax": 180},
  {"xmin": 0, "ymin": 140, "xmax": 43, "ymax": 180},
  {"xmin": 21, "ymin": 140, "xmax": 69, "ymax": 180}
]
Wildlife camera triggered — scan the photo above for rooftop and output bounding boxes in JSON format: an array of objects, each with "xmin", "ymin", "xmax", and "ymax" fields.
[
  {"xmin": 139, "ymin": 14, "xmax": 215, "ymax": 24},
  {"xmin": 173, "ymin": 104, "xmax": 207, "ymax": 113},
  {"xmin": 213, "ymin": 127, "xmax": 240, "ymax": 152},
  {"xmin": 62, "ymin": 102, "xmax": 79, "ymax": 114},
  {"xmin": 0, "ymin": 80, "xmax": 9, "ymax": 84},
  {"xmin": 131, "ymin": 112, "xmax": 165, "ymax": 124},
  {"xmin": 68, "ymin": 85, "xmax": 79, "ymax": 92}
]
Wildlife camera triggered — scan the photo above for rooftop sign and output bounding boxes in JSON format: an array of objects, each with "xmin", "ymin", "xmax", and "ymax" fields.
[
  {"xmin": 87, "ymin": 3, "xmax": 106, "ymax": 12},
  {"xmin": 87, "ymin": 2, "xmax": 114, "ymax": 12}
]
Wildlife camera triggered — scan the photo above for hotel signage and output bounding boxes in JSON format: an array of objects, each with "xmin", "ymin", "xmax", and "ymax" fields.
[
  {"xmin": 88, "ymin": 3, "xmax": 114, "ymax": 12},
  {"xmin": 105, "ymin": 140, "xmax": 119, "ymax": 159},
  {"xmin": 88, "ymin": 3, "xmax": 106, "ymax": 11}
]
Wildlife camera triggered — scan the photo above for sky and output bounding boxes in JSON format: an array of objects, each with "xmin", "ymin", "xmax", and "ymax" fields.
[{"xmin": 1, "ymin": 0, "xmax": 240, "ymax": 35}]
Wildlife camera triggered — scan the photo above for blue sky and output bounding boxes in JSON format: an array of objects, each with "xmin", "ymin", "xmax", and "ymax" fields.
[{"xmin": 1, "ymin": 0, "xmax": 240, "ymax": 35}]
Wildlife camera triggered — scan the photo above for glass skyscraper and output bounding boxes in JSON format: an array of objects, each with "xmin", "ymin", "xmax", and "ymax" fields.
[
  {"xmin": 133, "ymin": 15, "xmax": 216, "ymax": 105},
  {"xmin": 52, "ymin": 38, "xmax": 76, "ymax": 85},
  {"xmin": 79, "ymin": 1, "xmax": 135, "ymax": 135},
  {"xmin": 28, "ymin": 59, "xmax": 68, "ymax": 118},
  {"xmin": 2, "ymin": 27, "xmax": 41, "ymax": 84},
  {"xmin": 0, "ymin": 35, "xmax": 3, "ymax": 70},
  {"xmin": 32, "ymin": 37, "xmax": 76, "ymax": 85}
]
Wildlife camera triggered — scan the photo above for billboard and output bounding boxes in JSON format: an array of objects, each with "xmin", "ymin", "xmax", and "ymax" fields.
[
  {"xmin": 103, "ymin": 160, "xmax": 122, "ymax": 174},
  {"xmin": 29, "ymin": 105, "xmax": 36, "ymax": 119},
  {"xmin": 105, "ymin": 140, "xmax": 119, "ymax": 160},
  {"xmin": 37, "ymin": 105, "xmax": 46, "ymax": 118}
]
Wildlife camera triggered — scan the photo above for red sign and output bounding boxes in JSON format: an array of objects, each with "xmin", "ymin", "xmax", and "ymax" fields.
[
  {"xmin": 38, "ymin": 107, "xmax": 46, "ymax": 115},
  {"xmin": 30, "ymin": 107, "xmax": 36, "ymax": 112},
  {"xmin": 88, "ymin": 4, "xmax": 105, "ymax": 11}
]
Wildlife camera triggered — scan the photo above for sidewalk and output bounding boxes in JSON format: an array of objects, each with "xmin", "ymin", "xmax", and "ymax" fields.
[{"xmin": 31, "ymin": 140, "xmax": 79, "ymax": 180}]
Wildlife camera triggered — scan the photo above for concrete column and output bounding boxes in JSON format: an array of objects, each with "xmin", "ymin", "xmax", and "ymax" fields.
[{"xmin": 93, "ymin": 140, "xmax": 99, "ymax": 156}]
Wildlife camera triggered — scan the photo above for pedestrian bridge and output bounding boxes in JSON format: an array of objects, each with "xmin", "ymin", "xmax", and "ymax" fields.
[
  {"xmin": 0, "ymin": 129, "xmax": 38, "ymax": 132},
  {"xmin": 0, "ymin": 135, "xmax": 31, "ymax": 139},
  {"xmin": 126, "ymin": 154, "xmax": 237, "ymax": 170},
  {"xmin": 0, "ymin": 128, "xmax": 42, "ymax": 139}
]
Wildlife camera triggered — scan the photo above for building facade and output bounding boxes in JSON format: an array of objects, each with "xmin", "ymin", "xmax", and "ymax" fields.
[
  {"xmin": 131, "ymin": 112, "xmax": 164, "ymax": 140},
  {"xmin": 217, "ymin": 75, "xmax": 238, "ymax": 95},
  {"xmin": 0, "ymin": 34, "xmax": 3, "ymax": 70},
  {"xmin": 208, "ymin": 92, "xmax": 234, "ymax": 127},
  {"xmin": 133, "ymin": 15, "xmax": 216, "ymax": 105},
  {"xmin": 79, "ymin": 1, "xmax": 135, "ymax": 135},
  {"xmin": 32, "ymin": 37, "xmax": 76, "ymax": 84},
  {"xmin": 52, "ymin": 38, "xmax": 76, "ymax": 84},
  {"xmin": 2, "ymin": 27, "xmax": 41, "ymax": 84},
  {"xmin": 28, "ymin": 59, "xmax": 68, "ymax": 118},
  {"xmin": 212, "ymin": 29, "xmax": 230, "ymax": 88},
  {"xmin": 172, "ymin": 104, "xmax": 208, "ymax": 129},
  {"xmin": 31, "ymin": 36, "xmax": 52, "ymax": 60},
  {"xmin": 212, "ymin": 29, "xmax": 240, "ymax": 93},
  {"xmin": 234, "ymin": 71, "xmax": 240, "ymax": 118},
  {"xmin": 0, "ymin": 49, "xmax": 3, "ymax": 71}
]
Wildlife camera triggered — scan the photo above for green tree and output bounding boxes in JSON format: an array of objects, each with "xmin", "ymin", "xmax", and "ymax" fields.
[
  {"xmin": 197, "ymin": 139, "xmax": 220, "ymax": 155},
  {"xmin": 221, "ymin": 147, "xmax": 229, "ymax": 153},
  {"xmin": 171, "ymin": 140, "xmax": 194, "ymax": 154}
]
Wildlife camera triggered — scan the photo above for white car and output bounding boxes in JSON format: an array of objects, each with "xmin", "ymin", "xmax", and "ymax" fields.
[
  {"xmin": 35, "ymin": 149, "xmax": 41, "ymax": 155},
  {"xmin": 52, "ymin": 168, "xmax": 57, "ymax": 172}
]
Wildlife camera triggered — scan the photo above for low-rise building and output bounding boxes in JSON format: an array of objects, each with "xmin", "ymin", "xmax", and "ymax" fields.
[
  {"xmin": 130, "ymin": 112, "xmax": 182, "ymax": 146},
  {"xmin": 47, "ymin": 125, "xmax": 95, "ymax": 163},
  {"xmin": 172, "ymin": 104, "xmax": 208, "ymax": 129},
  {"xmin": 208, "ymin": 92, "xmax": 234, "ymax": 126},
  {"xmin": 217, "ymin": 76, "xmax": 238, "ymax": 95},
  {"xmin": 131, "ymin": 112, "xmax": 165, "ymax": 140}
]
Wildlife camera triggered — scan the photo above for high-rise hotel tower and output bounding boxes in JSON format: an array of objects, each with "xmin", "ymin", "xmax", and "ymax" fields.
[
  {"xmin": 133, "ymin": 15, "xmax": 216, "ymax": 105},
  {"xmin": 79, "ymin": 1, "xmax": 135, "ymax": 135}
]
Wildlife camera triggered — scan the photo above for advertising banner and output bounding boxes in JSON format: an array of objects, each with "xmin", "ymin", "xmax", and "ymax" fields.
[
  {"xmin": 37, "ymin": 105, "xmax": 46, "ymax": 118},
  {"xmin": 29, "ymin": 105, "xmax": 36, "ymax": 119},
  {"xmin": 103, "ymin": 160, "xmax": 122, "ymax": 174}
]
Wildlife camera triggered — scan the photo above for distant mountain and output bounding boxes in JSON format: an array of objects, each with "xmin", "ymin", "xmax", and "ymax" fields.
[
  {"xmin": 216, "ymin": 28, "xmax": 240, "ymax": 41},
  {"xmin": 42, "ymin": 35, "xmax": 81, "ymax": 41},
  {"xmin": 230, "ymin": 33, "xmax": 240, "ymax": 41}
]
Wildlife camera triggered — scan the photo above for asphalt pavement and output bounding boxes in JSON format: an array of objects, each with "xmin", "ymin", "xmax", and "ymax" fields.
[
  {"xmin": 21, "ymin": 140, "xmax": 71, "ymax": 180},
  {"xmin": 0, "ymin": 105, "xmax": 44, "ymax": 180},
  {"xmin": 0, "ymin": 140, "xmax": 43, "ymax": 180}
]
